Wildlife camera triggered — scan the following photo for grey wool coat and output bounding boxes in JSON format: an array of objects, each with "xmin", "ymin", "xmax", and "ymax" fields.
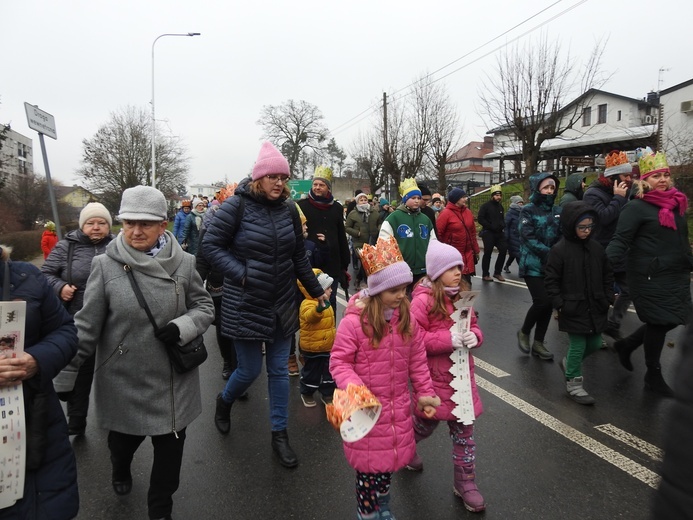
[{"xmin": 54, "ymin": 231, "xmax": 214, "ymax": 436}]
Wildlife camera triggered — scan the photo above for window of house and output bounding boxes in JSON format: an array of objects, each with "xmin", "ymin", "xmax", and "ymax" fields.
[
  {"xmin": 617, "ymin": 110, "xmax": 622, "ymax": 121},
  {"xmin": 597, "ymin": 104, "xmax": 607, "ymax": 124},
  {"xmin": 582, "ymin": 106, "xmax": 592, "ymax": 126}
]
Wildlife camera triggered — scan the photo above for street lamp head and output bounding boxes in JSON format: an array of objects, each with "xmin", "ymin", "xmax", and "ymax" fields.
[{"xmin": 188, "ymin": 32, "xmax": 201, "ymax": 36}]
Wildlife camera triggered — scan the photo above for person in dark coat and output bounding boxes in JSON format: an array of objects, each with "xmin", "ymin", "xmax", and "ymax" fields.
[
  {"xmin": 477, "ymin": 185, "xmax": 507, "ymax": 282},
  {"xmin": 41, "ymin": 202, "xmax": 115, "ymax": 436},
  {"xmin": 0, "ymin": 245, "xmax": 79, "ymax": 520},
  {"xmin": 203, "ymin": 142, "xmax": 326, "ymax": 468},
  {"xmin": 517, "ymin": 173, "xmax": 562, "ymax": 361},
  {"xmin": 606, "ymin": 151, "xmax": 692, "ymax": 397},
  {"xmin": 545, "ymin": 201, "xmax": 614, "ymax": 405},
  {"xmin": 179, "ymin": 198, "xmax": 207, "ymax": 255},
  {"xmin": 583, "ymin": 151, "xmax": 633, "ymax": 339},
  {"xmin": 297, "ymin": 166, "xmax": 350, "ymax": 310},
  {"xmin": 651, "ymin": 319, "xmax": 693, "ymax": 518},
  {"xmin": 503, "ymin": 195, "xmax": 524, "ymax": 273},
  {"xmin": 419, "ymin": 185, "xmax": 438, "ymax": 237},
  {"xmin": 559, "ymin": 172, "xmax": 585, "ymax": 207}
]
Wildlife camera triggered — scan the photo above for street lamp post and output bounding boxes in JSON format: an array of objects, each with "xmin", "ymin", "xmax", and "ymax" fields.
[{"xmin": 151, "ymin": 32, "xmax": 200, "ymax": 189}]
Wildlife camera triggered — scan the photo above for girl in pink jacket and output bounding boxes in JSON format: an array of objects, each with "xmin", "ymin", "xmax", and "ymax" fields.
[
  {"xmin": 330, "ymin": 237, "xmax": 439, "ymax": 520},
  {"xmin": 409, "ymin": 240, "xmax": 486, "ymax": 513}
]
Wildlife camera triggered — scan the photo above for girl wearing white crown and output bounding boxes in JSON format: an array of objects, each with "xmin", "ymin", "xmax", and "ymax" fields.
[
  {"xmin": 330, "ymin": 237, "xmax": 440, "ymax": 520},
  {"xmin": 409, "ymin": 240, "xmax": 486, "ymax": 512}
]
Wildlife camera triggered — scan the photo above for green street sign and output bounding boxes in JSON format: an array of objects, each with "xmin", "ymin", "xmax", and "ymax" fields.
[{"xmin": 288, "ymin": 180, "xmax": 312, "ymax": 200}]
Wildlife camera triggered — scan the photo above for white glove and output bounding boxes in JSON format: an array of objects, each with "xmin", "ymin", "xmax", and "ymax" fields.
[
  {"xmin": 461, "ymin": 331, "xmax": 478, "ymax": 349},
  {"xmin": 451, "ymin": 332, "xmax": 466, "ymax": 349}
]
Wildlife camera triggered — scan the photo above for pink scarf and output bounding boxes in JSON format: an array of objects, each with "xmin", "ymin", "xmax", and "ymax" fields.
[{"xmin": 641, "ymin": 188, "xmax": 688, "ymax": 230}]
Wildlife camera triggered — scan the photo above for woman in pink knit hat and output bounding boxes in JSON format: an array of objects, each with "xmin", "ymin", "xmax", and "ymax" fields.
[{"xmin": 202, "ymin": 142, "xmax": 328, "ymax": 468}]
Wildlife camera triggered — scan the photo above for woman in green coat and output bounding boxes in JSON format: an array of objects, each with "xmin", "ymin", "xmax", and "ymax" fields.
[
  {"xmin": 345, "ymin": 192, "xmax": 379, "ymax": 285},
  {"xmin": 606, "ymin": 151, "xmax": 692, "ymax": 396}
]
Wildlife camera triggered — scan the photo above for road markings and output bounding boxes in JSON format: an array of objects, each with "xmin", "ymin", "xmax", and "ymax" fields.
[
  {"xmin": 475, "ymin": 375, "xmax": 661, "ymax": 489},
  {"xmin": 474, "ymin": 358, "xmax": 511, "ymax": 378},
  {"xmin": 594, "ymin": 424, "xmax": 664, "ymax": 462}
]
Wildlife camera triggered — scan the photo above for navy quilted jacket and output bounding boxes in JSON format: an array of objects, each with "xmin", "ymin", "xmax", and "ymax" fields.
[{"xmin": 202, "ymin": 178, "xmax": 323, "ymax": 341}]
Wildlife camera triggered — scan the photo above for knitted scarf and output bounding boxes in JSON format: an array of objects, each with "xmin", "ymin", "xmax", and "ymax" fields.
[
  {"xmin": 306, "ymin": 190, "xmax": 334, "ymax": 210},
  {"xmin": 641, "ymin": 188, "xmax": 688, "ymax": 230}
]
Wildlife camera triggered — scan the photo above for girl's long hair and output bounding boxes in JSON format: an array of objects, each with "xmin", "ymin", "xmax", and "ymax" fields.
[
  {"xmin": 428, "ymin": 275, "xmax": 472, "ymax": 320},
  {"xmin": 359, "ymin": 293, "xmax": 412, "ymax": 348}
]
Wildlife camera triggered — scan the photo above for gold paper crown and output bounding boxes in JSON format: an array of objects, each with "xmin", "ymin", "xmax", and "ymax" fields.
[
  {"xmin": 313, "ymin": 165, "xmax": 333, "ymax": 183},
  {"xmin": 605, "ymin": 151, "xmax": 629, "ymax": 169},
  {"xmin": 358, "ymin": 236, "xmax": 404, "ymax": 276},
  {"xmin": 639, "ymin": 151, "xmax": 669, "ymax": 178},
  {"xmin": 399, "ymin": 177, "xmax": 419, "ymax": 197}
]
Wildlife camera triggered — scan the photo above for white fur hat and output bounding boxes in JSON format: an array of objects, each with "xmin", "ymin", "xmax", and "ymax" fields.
[{"xmin": 79, "ymin": 202, "xmax": 112, "ymax": 229}]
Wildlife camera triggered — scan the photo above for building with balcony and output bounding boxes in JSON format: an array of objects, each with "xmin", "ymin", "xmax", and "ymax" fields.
[{"xmin": 0, "ymin": 126, "xmax": 33, "ymax": 184}]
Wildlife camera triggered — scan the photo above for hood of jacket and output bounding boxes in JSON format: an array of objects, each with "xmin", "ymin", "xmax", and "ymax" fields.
[
  {"xmin": 298, "ymin": 268, "xmax": 323, "ymax": 300},
  {"xmin": 560, "ymin": 200, "xmax": 599, "ymax": 241},
  {"xmin": 529, "ymin": 172, "xmax": 559, "ymax": 207},
  {"xmin": 564, "ymin": 173, "xmax": 585, "ymax": 199}
]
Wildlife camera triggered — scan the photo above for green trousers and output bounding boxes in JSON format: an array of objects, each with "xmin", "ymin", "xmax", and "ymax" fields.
[{"xmin": 566, "ymin": 333, "xmax": 603, "ymax": 379}]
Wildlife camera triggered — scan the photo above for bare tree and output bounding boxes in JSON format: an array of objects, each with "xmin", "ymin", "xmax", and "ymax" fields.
[
  {"xmin": 478, "ymin": 35, "xmax": 607, "ymax": 179},
  {"xmin": 350, "ymin": 129, "xmax": 386, "ymax": 196},
  {"xmin": 257, "ymin": 100, "xmax": 329, "ymax": 176},
  {"xmin": 421, "ymin": 80, "xmax": 461, "ymax": 194},
  {"xmin": 76, "ymin": 106, "xmax": 189, "ymax": 213}
]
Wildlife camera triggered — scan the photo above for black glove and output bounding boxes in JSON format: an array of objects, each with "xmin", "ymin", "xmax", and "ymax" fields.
[
  {"xmin": 155, "ymin": 322, "xmax": 180, "ymax": 345},
  {"xmin": 57, "ymin": 391, "xmax": 74, "ymax": 402}
]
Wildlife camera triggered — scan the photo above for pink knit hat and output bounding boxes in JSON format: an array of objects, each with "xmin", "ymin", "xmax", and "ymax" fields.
[
  {"xmin": 367, "ymin": 261, "xmax": 413, "ymax": 296},
  {"xmin": 252, "ymin": 142, "xmax": 290, "ymax": 181},
  {"xmin": 425, "ymin": 240, "xmax": 463, "ymax": 281}
]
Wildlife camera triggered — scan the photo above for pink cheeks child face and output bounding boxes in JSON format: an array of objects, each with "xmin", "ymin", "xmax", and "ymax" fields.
[
  {"xmin": 379, "ymin": 284, "xmax": 408, "ymax": 309},
  {"xmin": 438, "ymin": 265, "xmax": 462, "ymax": 287}
]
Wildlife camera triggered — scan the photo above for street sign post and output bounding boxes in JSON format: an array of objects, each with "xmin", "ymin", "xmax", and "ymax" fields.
[
  {"xmin": 24, "ymin": 103, "xmax": 62, "ymax": 238},
  {"xmin": 288, "ymin": 180, "xmax": 312, "ymax": 200}
]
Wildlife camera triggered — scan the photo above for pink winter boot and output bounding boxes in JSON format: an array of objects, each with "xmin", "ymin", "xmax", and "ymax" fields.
[{"xmin": 453, "ymin": 465, "xmax": 486, "ymax": 512}]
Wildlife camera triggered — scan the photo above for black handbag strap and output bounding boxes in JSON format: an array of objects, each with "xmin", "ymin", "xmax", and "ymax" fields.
[
  {"xmin": 123, "ymin": 264, "xmax": 160, "ymax": 333},
  {"xmin": 2, "ymin": 261, "xmax": 10, "ymax": 301}
]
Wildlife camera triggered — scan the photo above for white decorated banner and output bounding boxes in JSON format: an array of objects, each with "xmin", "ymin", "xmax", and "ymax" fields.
[
  {"xmin": 448, "ymin": 293, "xmax": 479, "ymax": 425},
  {"xmin": 0, "ymin": 301, "xmax": 27, "ymax": 509}
]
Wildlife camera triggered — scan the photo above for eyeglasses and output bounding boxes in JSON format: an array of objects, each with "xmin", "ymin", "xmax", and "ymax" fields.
[
  {"xmin": 266, "ymin": 175, "xmax": 290, "ymax": 183},
  {"xmin": 576, "ymin": 224, "xmax": 595, "ymax": 232}
]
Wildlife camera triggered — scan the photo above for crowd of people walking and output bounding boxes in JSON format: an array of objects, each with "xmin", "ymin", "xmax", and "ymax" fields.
[{"xmin": 7, "ymin": 143, "xmax": 691, "ymax": 519}]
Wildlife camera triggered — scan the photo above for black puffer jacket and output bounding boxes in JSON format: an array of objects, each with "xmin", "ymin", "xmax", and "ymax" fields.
[
  {"xmin": 202, "ymin": 178, "xmax": 323, "ymax": 341},
  {"xmin": 651, "ymin": 321, "xmax": 693, "ymax": 519},
  {"xmin": 544, "ymin": 201, "xmax": 614, "ymax": 335},
  {"xmin": 41, "ymin": 228, "xmax": 114, "ymax": 315},
  {"xmin": 297, "ymin": 196, "xmax": 350, "ymax": 279},
  {"xmin": 582, "ymin": 179, "xmax": 628, "ymax": 248}
]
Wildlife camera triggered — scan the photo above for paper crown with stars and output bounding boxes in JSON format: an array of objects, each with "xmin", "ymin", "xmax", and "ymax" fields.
[{"xmin": 638, "ymin": 150, "xmax": 669, "ymax": 179}]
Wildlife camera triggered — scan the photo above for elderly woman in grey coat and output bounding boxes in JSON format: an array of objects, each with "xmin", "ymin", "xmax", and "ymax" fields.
[{"xmin": 55, "ymin": 186, "xmax": 214, "ymax": 520}]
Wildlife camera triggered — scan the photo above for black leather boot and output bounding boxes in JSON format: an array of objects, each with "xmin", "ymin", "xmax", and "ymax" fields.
[
  {"xmin": 110, "ymin": 456, "xmax": 132, "ymax": 496},
  {"xmin": 644, "ymin": 365, "xmax": 674, "ymax": 397},
  {"xmin": 214, "ymin": 394, "xmax": 232, "ymax": 434},
  {"xmin": 614, "ymin": 325, "xmax": 646, "ymax": 372},
  {"xmin": 271, "ymin": 430, "xmax": 298, "ymax": 468}
]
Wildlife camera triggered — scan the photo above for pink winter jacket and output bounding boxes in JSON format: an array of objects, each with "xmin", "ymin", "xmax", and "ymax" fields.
[
  {"xmin": 329, "ymin": 293, "xmax": 436, "ymax": 474},
  {"xmin": 410, "ymin": 284, "xmax": 484, "ymax": 420}
]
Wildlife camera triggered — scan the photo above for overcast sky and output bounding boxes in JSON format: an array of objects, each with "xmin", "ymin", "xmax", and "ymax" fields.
[{"xmin": 2, "ymin": 0, "xmax": 691, "ymax": 189}]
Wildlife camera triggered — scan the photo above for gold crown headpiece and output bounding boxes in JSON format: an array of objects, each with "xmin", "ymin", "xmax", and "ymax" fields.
[
  {"xmin": 605, "ymin": 151, "xmax": 629, "ymax": 169},
  {"xmin": 216, "ymin": 183, "xmax": 238, "ymax": 203},
  {"xmin": 399, "ymin": 177, "xmax": 420, "ymax": 197},
  {"xmin": 313, "ymin": 165, "xmax": 333, "ymax": 183},
  {"xmin": 639, "ymin": 151, "xmax": 669, "ymax": 179},
  {"xmin": 358, "ymin": 236, "xmax": 404, "ymax": 276}
]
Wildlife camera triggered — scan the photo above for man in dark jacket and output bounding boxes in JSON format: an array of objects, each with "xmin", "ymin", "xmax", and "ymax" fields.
[
  {"xmin": 419, "ymin": 185, "xmax": 438, "ymax": 237},
  {"xmin": 477, "ymin": 185, "xmax": 507, "ymax": 282},
  {"xmin": 0, "ymin": 245, "xmax": 79, "ymax": 519},
  {"xmin": 559, "ymin": 173, "xmax": 586, "ymax": 207},
  {"xmin": 583, "ymin": 156, "xmax": 632, "ymax": 338},
  {"xmin": 297, "ymin": 166, "xmax": 350, "ymax": 311}
]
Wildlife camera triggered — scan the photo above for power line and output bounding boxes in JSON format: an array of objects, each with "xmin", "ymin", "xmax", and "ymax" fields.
[{"xmin": 331, "ymin": 0, "xmax": 588, "ymax": 138}]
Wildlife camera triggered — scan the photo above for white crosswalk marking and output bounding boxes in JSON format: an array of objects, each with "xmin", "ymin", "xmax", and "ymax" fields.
[{"xmin": 594, "ymin": 424, "xmax": 664, "ymax": 462}]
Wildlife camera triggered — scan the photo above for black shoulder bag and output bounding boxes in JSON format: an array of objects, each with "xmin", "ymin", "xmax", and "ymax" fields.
[{"xmin": 123, "ymin": 264, "xmax": 207, "ymax": 373}]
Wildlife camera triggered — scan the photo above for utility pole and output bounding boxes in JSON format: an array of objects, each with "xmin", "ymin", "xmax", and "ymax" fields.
[
  {"xmin": 657, "ymin": 67, "xmax": 670, "ymax": 152},
  {"xmin": 382, "ymin": 92, "xmax": 391, "ymax": 200}
]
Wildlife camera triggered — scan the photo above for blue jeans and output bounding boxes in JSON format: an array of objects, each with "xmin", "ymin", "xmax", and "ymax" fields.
[{"xmin": 221, "ymin": 324, "xmax": 291, "ymax": 431}]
